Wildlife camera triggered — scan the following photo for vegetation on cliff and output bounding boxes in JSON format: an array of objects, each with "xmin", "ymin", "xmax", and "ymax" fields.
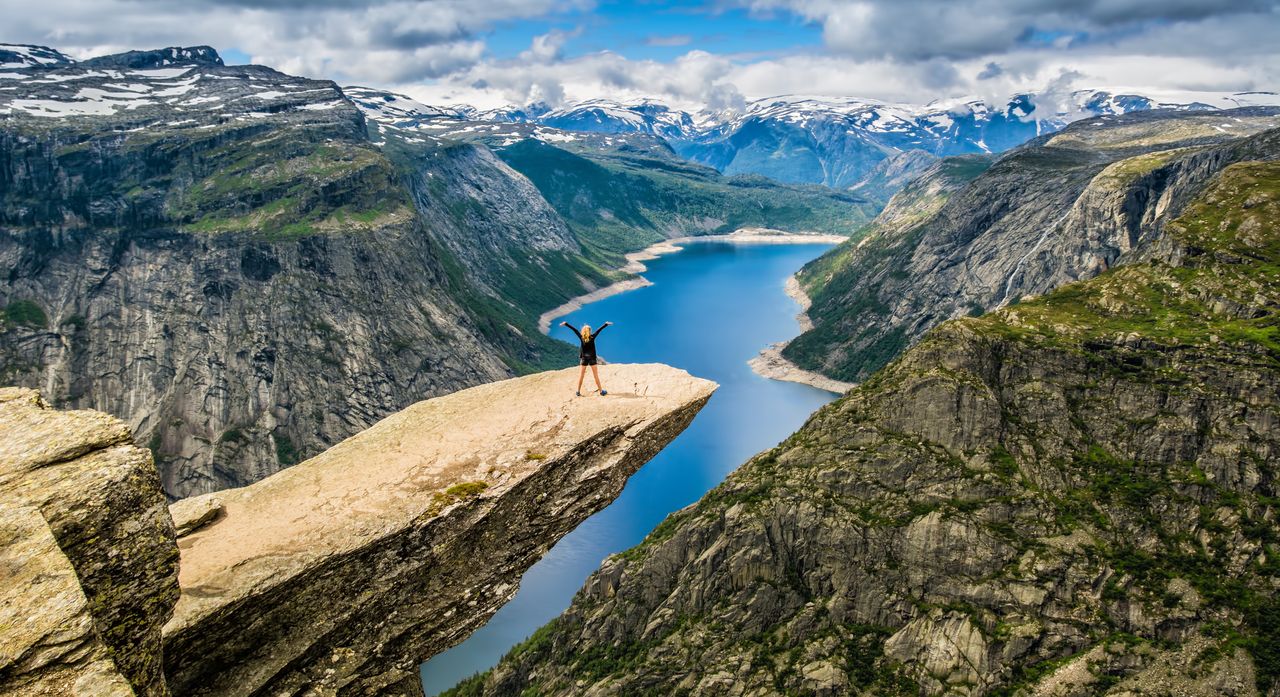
[
  {"xmin": 782, "ymin": 108, "xmax": 1280, "ymax": 384},
  {"xmin": 448, "ymin": 151, "xmax": 1280, "ymax": 696}
]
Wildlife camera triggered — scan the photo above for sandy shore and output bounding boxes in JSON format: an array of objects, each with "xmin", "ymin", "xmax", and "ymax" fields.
[
  {"xmin": 537, "ymin": 229, "xmax": 847, "ymax": 334},
  {"xmin": 749, "ymin": 343, "xmax": 854, "ymax": 394},
  {"xmin": 748, "ymin": 274, "xmax": 856, "ymax": 394}
]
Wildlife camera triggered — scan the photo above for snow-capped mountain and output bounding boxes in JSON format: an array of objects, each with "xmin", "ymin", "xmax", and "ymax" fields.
[
  {"xmin": 343, "ymin": 85, "xmax": 468, "ymax": 125},
  {"xmin": 0, "ymin": 44, "xmax": 353, "ymax": 123},
  {"xmin": 668, "ymin": 90, "xmax": 1227, "ymax": 188},
  {"xmin": 338, "ymin": 84, "xmax": 1280, "ymax": 191},
  {"xmin": 0, "ymin": 43, "xmax": 73, "ymax": 69},
  {"xmin": 473, "ymin": 89, "xmax": 1279, "ymax": 189},
  {"xmin": 535, "ymin": 99, "xmax": 698, "ymax": 139},
  {"xmin": 344, "ymin": 86, "xmax": 677, "ymax": 159}
]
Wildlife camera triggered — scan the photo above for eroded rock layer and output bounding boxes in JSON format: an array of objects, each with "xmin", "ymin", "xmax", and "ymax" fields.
[
  {"xmin": 0, "ymin": 387, "xmax": 179, "ymax": 697},
  {"xmin": 160, "ymin": 363, "xmax": 717, "ymax": 696}
]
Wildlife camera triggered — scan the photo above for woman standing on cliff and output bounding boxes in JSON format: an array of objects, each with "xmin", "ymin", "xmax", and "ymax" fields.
[{"xmin": 560, "ymin": 321, "xmax": 612, "ymax": 396}]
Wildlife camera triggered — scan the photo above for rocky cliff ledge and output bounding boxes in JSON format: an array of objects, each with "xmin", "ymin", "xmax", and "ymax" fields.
[
  {"xmin": 0, "ymin": 364, "xmax": 714, "ymax": 696},
  {"xmin": 159, "ymin": 363, "xmax": 715, "ymax": 696},
  {"xmin": 0, "ymin": 387, "xmax": 179, "ymax": 696}
]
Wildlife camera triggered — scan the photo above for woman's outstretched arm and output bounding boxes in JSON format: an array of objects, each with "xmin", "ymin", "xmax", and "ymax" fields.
[
  {"xmin": 591, "ymin": 321, "xmax": 613, "ymax": 339},
  {"xmin": 559, "ymin": 321, "xmax": 581, "ymax": 338}
]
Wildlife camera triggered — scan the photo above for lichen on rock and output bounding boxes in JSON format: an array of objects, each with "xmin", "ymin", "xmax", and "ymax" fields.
[{"xmin": 0, "ymin": 387, "xmax": 180, "ymax": 697}]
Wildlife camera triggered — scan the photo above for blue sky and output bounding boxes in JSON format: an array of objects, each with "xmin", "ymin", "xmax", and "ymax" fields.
[
  {"xmin": 3, "ymin": 0, "xmax": 1277, "ymax": 109},
  {"xmin": 482, "ymin": 2, "xmax": 822, "ymax": 62}
]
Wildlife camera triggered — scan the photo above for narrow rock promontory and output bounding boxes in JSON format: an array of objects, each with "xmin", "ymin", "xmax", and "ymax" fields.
[{"xmin": 160, "ymin": 363, "xmax": 715, "ymax": 696}]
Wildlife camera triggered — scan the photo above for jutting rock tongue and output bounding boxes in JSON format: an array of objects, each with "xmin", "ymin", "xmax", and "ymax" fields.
[{"xmin": 161, "ymin": 363, "xmax": 716, "ymax": 696}]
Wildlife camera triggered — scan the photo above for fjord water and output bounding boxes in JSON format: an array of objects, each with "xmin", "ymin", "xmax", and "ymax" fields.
[{"xmin": 420, "ymin": 241, "xmax": 840, "ymax": 694}]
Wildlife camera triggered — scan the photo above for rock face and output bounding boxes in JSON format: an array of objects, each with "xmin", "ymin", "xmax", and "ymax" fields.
[
  {"xmin": 0, "ymin": 387, "xmax": 179, "ymax": 696},
  {"xmin": 160, "ymin": 363, "xmax": 716, "ymax": 696},
  {"xmin": 449, "ymin": 161, "xmax": 1280, "ymax": 693},
  {"xmin": 847, "ymin": 149, "xmax": 943, "ymax": 203},
  {"xmin": 0, "ymin": 45, "xmax": 604, "ymax": 497},
  {"xmin": 785, "ymin": 108, "xmax": 1280, "ymax": 382},
  {"xmin": 351, "ymin": 89, "xmax": 878, "ymax": 267}
]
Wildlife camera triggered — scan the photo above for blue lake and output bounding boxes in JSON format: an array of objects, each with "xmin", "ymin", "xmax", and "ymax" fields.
[{"xmin": 420, "ymin": 241, "xmax": 840, "ymax": 695}]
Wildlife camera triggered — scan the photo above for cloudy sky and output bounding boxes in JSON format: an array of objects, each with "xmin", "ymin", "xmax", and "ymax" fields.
[{"xmin": 3, "ymin": 0, "xmax": 1277, "ymax": 110}]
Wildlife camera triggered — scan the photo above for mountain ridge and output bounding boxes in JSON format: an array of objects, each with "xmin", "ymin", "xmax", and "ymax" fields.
[{"xmin": 340, "ymin": 84, "xmax": 1280, "ymax": 191}]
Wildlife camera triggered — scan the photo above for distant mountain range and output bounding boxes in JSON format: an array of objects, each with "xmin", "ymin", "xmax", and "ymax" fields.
[{"xmin": 343, "ymin": 86, "xmax": 1280, "ymax": 189}]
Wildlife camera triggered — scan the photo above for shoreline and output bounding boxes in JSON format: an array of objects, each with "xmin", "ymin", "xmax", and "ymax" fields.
[
  {"xmin": 537, "ymin": 229, "xmax": 847, "ymax": 334},
  {"xmin": 747, "ymin": 274, "xmax": 856, "ymax": 394},
  {"xmin": 536, "ymin": 227, "xmax": 855, "ymax": 395}
]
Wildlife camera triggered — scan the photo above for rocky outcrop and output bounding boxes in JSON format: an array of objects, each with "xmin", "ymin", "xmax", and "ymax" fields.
[
  {"xmin": 159, "ymin": 363, "xmax": 716, "ymax": 696},
  {"xmin": 0, "ymin": 387, "xmax": 179, "ymax": 696},
  {"xmin": 1, "ymin": 363, "xmax": 715, "ymax": 696},
  {"xmin": 450, "ymin": 162, "xmax": 1280, "ymax": 695},
  {"xmin": 784, "ymin": 108, "xmax": 1280, "ymax": 383}
]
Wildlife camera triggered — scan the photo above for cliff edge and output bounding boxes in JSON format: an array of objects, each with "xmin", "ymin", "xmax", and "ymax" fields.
[
  {"xmin": 160, "ymin": 363, "xmax": 715, "ymax": 695},
  {"xmin": 0, "ymin": 387, "xmax": 179, "ymax": 697},
  {"xmin": 0, "ymin": 363, "xmax": 715, "ymax": 696}
]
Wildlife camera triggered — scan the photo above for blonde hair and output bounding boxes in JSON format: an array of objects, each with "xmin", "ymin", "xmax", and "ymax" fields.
[{"xmin": 581, "ymin": 325, "xmax": 592, "ymax": 341}]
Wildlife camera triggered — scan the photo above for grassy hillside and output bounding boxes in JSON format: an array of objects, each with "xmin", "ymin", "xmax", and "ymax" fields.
[{"xmin": 495, "ymin": 138, "xmax": 880, "ymax": 265}]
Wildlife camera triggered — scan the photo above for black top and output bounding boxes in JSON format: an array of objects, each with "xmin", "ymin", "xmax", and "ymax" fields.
[{"xmin": 562, "ymin": 322, "xmax": 610, "ymax": 360}]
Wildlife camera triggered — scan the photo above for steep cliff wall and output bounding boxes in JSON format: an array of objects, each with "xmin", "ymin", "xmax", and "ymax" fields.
[
  {"xmin": 784, "ymin": 109, "xmax": 1280, "ymax": 383},
  {"xmin": 451, "ymin": 162, "xmax": 1280, "ymax": 695},
  {"xmin": 0, "ymin": 48, "xmax": 601, "ymax": 497},
  {"xmin": 0, "ymin": 387, "xmax": 179, "ymax": 696}
]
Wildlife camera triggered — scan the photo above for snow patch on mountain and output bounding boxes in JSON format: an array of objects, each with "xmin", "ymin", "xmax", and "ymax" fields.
[{"xmin": 0, "ymin": 44, "xmax": 73, "ymax": 70}]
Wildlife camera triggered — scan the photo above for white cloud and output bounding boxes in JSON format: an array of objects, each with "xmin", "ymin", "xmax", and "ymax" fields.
[
  {"xmin": 2, "ymin": 0, "xmax": 1275, "ymax": 111},
  {"xmin": 405, "ymin": 46, "xmax": 745, "ymax": 110},
  {"xmin": 4, "ymin": 0, "xmax": 592, "ymax": 82}
]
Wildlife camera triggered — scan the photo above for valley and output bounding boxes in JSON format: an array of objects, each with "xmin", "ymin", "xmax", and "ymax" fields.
[
  {"xmin": 449, "ymin": 125, "xmax": 1280, "ymax": 697},
  {"xmin": 1, "ymin": 31, "xmax": 1278, "ymax": 697}
]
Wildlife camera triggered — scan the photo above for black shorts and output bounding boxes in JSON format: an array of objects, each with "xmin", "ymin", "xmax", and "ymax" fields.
[{"xmin": 580, "ymin": 356, "xmax": 597, "ymax": 366}]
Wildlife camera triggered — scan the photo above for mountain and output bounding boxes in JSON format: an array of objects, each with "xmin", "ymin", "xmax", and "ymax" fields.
[
  {"xmin": 784, "ymin": 107, "xmax": 1280, "ymax": 382},
  {"xmin": 447, "ymin": 119, "xmax": 1280, "ymax": 697},
  {"xmin": 0, "ymin": 46, "xmax": 620, "ymax": 497},
  {"xmin": 473, "ymin": 90, "xmax": 1280, "ymax": 193},
  {"xmin": 344, "ymin": 84, "xmax": 468, "ymax": 123},
  {"xmin": 536, "ymin": 98, "xmax": 700, "ymax": 139},
  {"xmin": 670, "ymin": 91, "xmax": 1229, "ymax": 188},
  {"xmin": 0, "ymin": 43, "xmax": 73, "ymax": 69},
  {"xmin": 847, "ymin": 149, "xmax": 944, "ymax": 203},
  {"xmin": 349, "ymin": 87, "xmax": 879, "ymax": 265}
]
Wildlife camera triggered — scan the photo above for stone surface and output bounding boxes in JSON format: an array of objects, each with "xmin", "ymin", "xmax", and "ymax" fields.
[
  {"xmin": 168, "ymin": 495, "xmax": 224, "ymax": 537},
  {"xmin": 0, "ymin": 502, "xmax": 133, "ymax": 697},
  {"xmin": 0, "ymin": 387, "xmax": 180, "ymax": 696},
  {"xmin": 160, "ymin": 363, "xmax": 716, "ymax": 696}
]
